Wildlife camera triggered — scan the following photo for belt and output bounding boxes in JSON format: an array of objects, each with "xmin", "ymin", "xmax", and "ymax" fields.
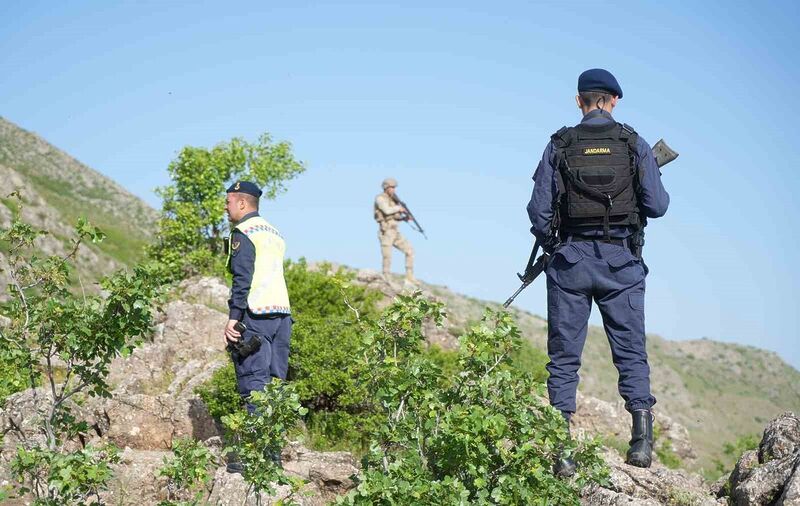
[{"xmin": 569, "ymin": 236, "xmax": 628, "ymax": 247}]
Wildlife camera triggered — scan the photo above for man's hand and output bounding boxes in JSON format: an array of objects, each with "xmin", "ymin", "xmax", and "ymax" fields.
[{"xmin": 224, "ymin": 319, "xmax": 242, "ymax": 346}]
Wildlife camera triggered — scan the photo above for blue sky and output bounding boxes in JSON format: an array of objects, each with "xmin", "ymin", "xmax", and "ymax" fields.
[{"xmin": 2, "ymin": 1, "xmax": 799, "ymax": 368}]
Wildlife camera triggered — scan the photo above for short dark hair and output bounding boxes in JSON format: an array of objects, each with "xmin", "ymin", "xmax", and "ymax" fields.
[
  {"xmin": 579, "ymin": 91, "xmax": 614, "ymax": 109},
  {"xmin": 241, "ymin": 193, "xmax": 259, "ymax": 209}
]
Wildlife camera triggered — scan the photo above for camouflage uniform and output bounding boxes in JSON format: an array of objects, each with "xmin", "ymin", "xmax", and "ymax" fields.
[{"xmin": 374, "ymin": 178, "xmax": 414, "ymax": 281}]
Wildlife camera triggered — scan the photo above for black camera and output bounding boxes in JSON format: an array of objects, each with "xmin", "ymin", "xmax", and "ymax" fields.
[{"xmin": 227, "ymin": 321, "xmax": 261, "ymax": 359}]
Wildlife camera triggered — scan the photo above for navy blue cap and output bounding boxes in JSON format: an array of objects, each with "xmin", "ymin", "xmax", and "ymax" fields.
[
  {"xmin": 226, "ymin": 180, "xmax": 262, "ymax": 198},
  {"xmin": 578, "ymin": 68, "xmax": 623, "ymax": 98}
]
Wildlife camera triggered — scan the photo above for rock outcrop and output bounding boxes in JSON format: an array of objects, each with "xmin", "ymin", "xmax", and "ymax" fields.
[
  {"xmin": 582, "ymin": 449, "xmax": 722, "ymax": 505},
  {"xmin": 719, "ymin": 412, "xmax": 800, "ymax": 505}
]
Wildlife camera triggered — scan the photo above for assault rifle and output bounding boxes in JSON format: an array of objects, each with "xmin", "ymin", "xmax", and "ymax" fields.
[
  {"xmin": 502, "ymin": 139, "xmax": 678, "ymax": 309},
  {"xmin": 392, "ymin": 194, "xmax": 427, "ymax": 239}
]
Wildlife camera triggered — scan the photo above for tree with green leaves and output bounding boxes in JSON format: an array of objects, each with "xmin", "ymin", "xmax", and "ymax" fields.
[
  {"xmin": 147, "ymin": 133, "xmax": 305, "ymax": 279},
  {"xmin": 0, "ymin": 194, "xmax": 162, "ymax": 504}
]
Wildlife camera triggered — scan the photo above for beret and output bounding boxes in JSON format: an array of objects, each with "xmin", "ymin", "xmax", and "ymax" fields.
[
  {"xmin": 578, "ymin": 68, "xmax": 623, "ymax": 98},
  {"xmin": 226, "ymin": 180, "xmax": 262, "ymax": 198}
]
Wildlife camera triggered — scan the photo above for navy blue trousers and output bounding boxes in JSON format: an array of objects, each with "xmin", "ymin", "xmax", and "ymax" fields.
[
  {"xmin": 231, "ymin": 313, "xmax": 293, "ymax": 414},
  {"xmin": 545, "ymin": 240, "xmax": 656, "ymax": 418}
]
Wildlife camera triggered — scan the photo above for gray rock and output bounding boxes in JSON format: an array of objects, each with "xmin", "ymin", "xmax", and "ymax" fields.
[
  {"xmin": 723, "ymin": 413, "xmax": 800, "ymax": 506},
  {"xmin": 778, "ymin": 455, "xmax": 800, "ymax": 505},
  {"xmin": 581, "ymin": 449, "xmax": 717, "ymax": 506},
  {"xmin": 99, "ymin": 448, "xmax": 171, "ymax": 505},
  {"xmin": 729, "ymin": 450, "xmax": 759, "ymax": 490},
  {"xmin": 760, "ymin": 412, "xmax": 800, "ymax": 463},
  {"xmin": 207, "ymin": 466, "xmax": 324, "ymax": 506},
  {"xmin": 283, "ymin": 441, "xmax": 359, "ymax": 494},
  {"xmin": 731, "ymin": 456, "xmax": 794, "ymax": 505},
  {"xmin": 177, "ymin": 276, "xmax": 230, "ymax": 311}
]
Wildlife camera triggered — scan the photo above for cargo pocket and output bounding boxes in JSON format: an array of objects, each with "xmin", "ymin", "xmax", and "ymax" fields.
[
  {"xmin": 549, "ymin": 244, "xmax": 583, "ymax": 286},
  {"xmin": 606, "ymin": 247, "xmax": 644, "ymax": 285},
  {"xmin": 628, "ymin": 292, "xmax": 645, "ymax": 311}
]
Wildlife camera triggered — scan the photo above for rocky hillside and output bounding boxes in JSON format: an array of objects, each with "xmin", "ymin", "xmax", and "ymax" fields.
[
  {"xmin": 0, "ymin": 116, "xmax": 157, "ymax": 288},
  {"xmin": 384, "ymin": 271, "xmax": 800, "ymax": 478},
  {"xmin": 2, "ymin": 274, "xmax": 797, "ymax": 504}
]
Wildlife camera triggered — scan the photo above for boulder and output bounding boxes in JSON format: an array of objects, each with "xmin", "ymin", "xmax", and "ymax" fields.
[
  {"xmin": 282, "ymin": 441, "xmax": 359, "ymax": 494},
  {"xmin": 723, "ymin": 412, "xmax": 800, "ymax": 506},
  {"xmin": 582, "ymin": 449, "xmax": 720, "ymax": 505}
]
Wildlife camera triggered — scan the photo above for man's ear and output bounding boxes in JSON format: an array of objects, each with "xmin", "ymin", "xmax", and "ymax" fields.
[
  {"xmin": 575, "ymin": 94, "xmax": 583, "ymax": 109},
  {"xmin": 611, "ymin": 96, "xmax": 619, "ymax": 108}
]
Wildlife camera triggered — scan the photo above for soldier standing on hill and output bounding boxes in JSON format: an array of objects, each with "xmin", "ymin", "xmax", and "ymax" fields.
[
  {"xmin": 527, "ymin": 69, "xmax": 670, "ymax": 476},
  {"xmin": 374, "ymin": 177, "xmax": 416, "ymax": 284},
  {"xmin": 223, "ymin": 180, "xmax": 292, "ymax": 472}
]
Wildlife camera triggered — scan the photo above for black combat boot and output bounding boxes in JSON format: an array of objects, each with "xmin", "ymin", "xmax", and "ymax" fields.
[
  {"xmin": 554, "ymin": 417, "xmax": 577, "ymax": 478},
  {"xmin": 626, "ymin": 409, "xmax": 654, "ymax": 468}
]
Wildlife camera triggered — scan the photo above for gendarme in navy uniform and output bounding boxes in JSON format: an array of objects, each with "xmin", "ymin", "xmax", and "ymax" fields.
[
  {"xmin": 527, "ymin": 69, "xmax": 669, "ymax": 475},
  {"xmin": 223, "ymin": 181, "xmax": 292, "ymax": 416}
]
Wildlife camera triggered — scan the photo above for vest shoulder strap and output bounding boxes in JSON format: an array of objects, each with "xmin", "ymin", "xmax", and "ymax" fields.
[{"xmin": 551, "ymin": 126, "xmax": 575, "ymax": 148}]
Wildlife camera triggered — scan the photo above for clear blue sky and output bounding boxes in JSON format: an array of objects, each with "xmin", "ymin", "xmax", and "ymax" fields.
[{"xmin": 2, "ymin": 1, "xmax": 799, "ymax": 368}]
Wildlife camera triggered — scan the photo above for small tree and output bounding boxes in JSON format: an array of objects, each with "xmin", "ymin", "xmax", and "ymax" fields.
[
  {"xmin": 157, "ymin": 438, "xmax": 217, "ymax": 506},
  {"xmin": 0, "ymin": 194, "xmax": 162, "ymax": 504},
  {"xmin": 221, "ymin": 381, "xmax": 307, "ymax": 504},
  {"xmin": 147, "ymin": 133, "xmax": 305, "ymax": 279}
]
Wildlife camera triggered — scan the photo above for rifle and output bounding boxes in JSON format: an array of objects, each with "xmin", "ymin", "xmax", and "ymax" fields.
[
  {"xmin": 392, "ymin": 194, "xmax": 427, "ymax": 239},
  {"xmin": 502, "ymin": 138, "xmax": 679, "ymax": 309},
  {"xmin": 503, "ymin": 241, "xmax": 548, "ymax": 308}
]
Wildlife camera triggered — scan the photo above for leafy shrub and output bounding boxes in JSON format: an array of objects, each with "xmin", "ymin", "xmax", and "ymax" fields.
[
  {"xmin": 196, "ymin": 260, "xmax": 384, "ymax": 451},
  {"xmin": 510, "ymin": 338, "xmax": 549, "ymax": 383},
  {"xmin": 339, "ymin": 293, "xmax": 608, "ymax": 505},
  {"xmin": 0, "ymin": 346, "xmax": 31, "ymax": 405},
  {"xmin": 158, "ymin": 438, "xmax": 217, "ymax": 506},
  {"xmin": 1, "ymin": 194, "xmax": 162, "ymax": 504},
  {"xmin": 222, "ymin": 381, "xmax": 307, "ymax": 500},
  {"xmin": 11, "ymin": 444, "xmax": 120, "ymax": 505},
  {"xmin": 194, "ymin": 363, "xmax": 242, "ymax": 421}
]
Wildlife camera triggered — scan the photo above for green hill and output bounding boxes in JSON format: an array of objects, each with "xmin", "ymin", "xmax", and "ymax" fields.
[{"xmin": 0, "ymin": 116, "xmax": 157, "ymax": 284}]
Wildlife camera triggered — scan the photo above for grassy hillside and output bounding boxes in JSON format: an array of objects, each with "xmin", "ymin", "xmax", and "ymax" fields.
[{"xmin": 0, "ymin": 116, "xmax": 157, "ymax": 277}]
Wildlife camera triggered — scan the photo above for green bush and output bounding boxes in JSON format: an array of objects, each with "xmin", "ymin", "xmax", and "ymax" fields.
[
  {"xmin": 0, "ymin": 347, "xmax": 32, "ymax": 405},
  {"xmin": 510, "ymin": 338, "xmax": 549, "ymax": 383},
  {"xmin": 196, "ymin": 260, "xmax": 383, "ymax": 452},
  {"xmin": 339, "ymin": 294, "xmax": 609, "ymax": 505},
  {"xmin": 194, "ymin": 362, "xmax": 242, "ymax": 421},
  {"xmin": 222, "ymin": 381, "xmax": 307, "ymax": 499},
  {"xmin": 158, "ymin": 438, "xmax": 216, "ymax": 506}
]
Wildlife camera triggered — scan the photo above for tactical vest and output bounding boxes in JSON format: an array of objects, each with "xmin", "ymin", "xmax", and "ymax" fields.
[
  {"xmin": 227, "ymin": 215, "xmax": 291, "ymax": 315},
  {"xmin": 551, "ymin": 122, "xmax": 641, "ymax": 239}
]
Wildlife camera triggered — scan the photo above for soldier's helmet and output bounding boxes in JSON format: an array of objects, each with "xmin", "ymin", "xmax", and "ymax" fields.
[{"xmin": 382, "ymin": 177, "xmax": 398, "ymax": 190}]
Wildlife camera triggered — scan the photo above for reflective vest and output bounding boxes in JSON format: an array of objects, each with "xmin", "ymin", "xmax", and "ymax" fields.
[
  {"xmin": 228, "ymin": 215, "xmax": 291, "ymax": 315},
  {"xmin": 551, "ymin": 122, "xmax": 642, "ymax": 239}
]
